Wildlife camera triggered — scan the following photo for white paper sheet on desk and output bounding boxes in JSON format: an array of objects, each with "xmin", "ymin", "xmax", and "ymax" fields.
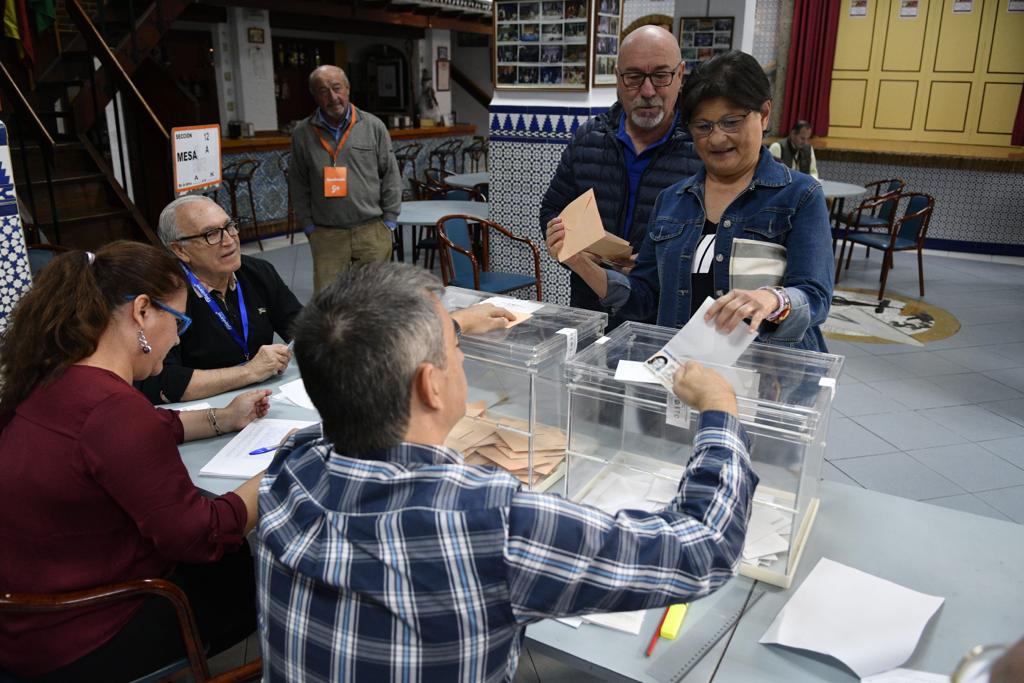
[
  {"xmin": 759, "ymin": 557, "xmax": 944, "ymax": 678},
  {"xmin": 479, "ymin": 296, "xmax": 545, "ymax": 315},
  {"xmin": 860, "ymin": 668, "xmax": 949, "ymax": 683},
  {"xmin": 276, "ymin": 379, "xmax": 316, "ymax": 411},
  {"xmin": 615, "ymin": 360, "xmax": 661, "ymax": 384},
  {"xmin": 581, "ymin": 610, "xmax": 646, "ymax": 636},
  {"xmin": 199, "ymin": 418, "xmax": 316, "ymax": 478}
]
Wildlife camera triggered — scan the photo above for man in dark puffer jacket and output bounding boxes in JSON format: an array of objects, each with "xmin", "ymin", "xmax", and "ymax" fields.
[{"xmin": 540, "ymin": 25, "xmax": 703, "ymax": 328}]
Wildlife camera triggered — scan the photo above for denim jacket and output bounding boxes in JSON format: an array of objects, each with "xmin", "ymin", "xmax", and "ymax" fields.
[{"xmin": 603, "ymin": 147, "xmax": 834, "ymax": 352}]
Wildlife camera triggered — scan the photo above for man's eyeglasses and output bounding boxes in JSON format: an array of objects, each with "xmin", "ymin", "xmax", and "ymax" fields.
[
  {"xmin": 689, "ymin": 110, "xmax": 753, "ymax": 138},
  {"xmin": 123, "ymin": 295, "xmax": 192, "ymax": 335},
  {"xmin": 175, "ymin": 221, "xmax": 240, "ymax": 246},
  {"xmin": 616, "ymin": 62, "xmax": 682, "ymax": 89}
]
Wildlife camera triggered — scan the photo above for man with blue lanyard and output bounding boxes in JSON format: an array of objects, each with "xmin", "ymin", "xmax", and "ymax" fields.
[
  {"xmin": 290, "ymin": 65, "xmax": 402, "ymax": 293},
  {"xmin": 139, "ymin": 195, "xmax": 303, "ymax": 404},
  {"xmin": 540, "ymin": 26, "xmax": 702, "ymax": 329}
]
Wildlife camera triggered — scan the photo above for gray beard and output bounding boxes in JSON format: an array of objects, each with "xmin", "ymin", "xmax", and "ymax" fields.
[{"xmin": 629, "ymin": 97, "xmax": 665, "ymax": 129}]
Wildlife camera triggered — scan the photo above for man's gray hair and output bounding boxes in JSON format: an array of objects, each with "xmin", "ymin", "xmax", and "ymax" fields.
[
  {"xmin": 292, "ymin": 262, "xmax": 448, "ymax": 455},
  {"xmin": 308, "ymin": 65, "xmax": 349, "ymax": 94},
  {"xmin": 157, "ymin": 194, "xmax": 218, "ymax": 246}
]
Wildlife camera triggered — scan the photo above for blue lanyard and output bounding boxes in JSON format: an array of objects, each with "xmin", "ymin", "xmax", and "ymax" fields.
[{"xmin": 181, "ymin": 264, "xmax": 250, "ymax": 360}]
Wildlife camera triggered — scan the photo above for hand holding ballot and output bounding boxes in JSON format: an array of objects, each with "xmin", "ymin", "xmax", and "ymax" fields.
[
  {"xmin": 451, "ymin": 303, "xmax": 517, "ymax": 333},
  {"xmin": 545, "ymin": 189, "xmax": 634, "ymax": 265},
  {"xmin": 670, "ymin": 361, "xmax": 738, "ymax": 416}
]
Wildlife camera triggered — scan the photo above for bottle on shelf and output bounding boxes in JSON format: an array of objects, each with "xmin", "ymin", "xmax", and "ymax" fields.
[{"xmin": 313, "ymin": 47, "xmax": 321, "ymax": 67}]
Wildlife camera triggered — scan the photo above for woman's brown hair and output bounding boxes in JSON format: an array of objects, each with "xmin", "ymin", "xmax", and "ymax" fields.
[{"xmin": 0, "ymin": 240, "xmax": 186, "ymax": 414}]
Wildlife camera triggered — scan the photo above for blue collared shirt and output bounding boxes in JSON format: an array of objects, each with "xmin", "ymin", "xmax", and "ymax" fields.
[
  {"xmin": 614, "ymin": 111, "xmax": 679, "ymax": 239},
  {"xmin": 254, "ymin": 413, "xmax": 756, "ymax": 682},
  {"xmin": 314, "ymin": 104, "xmax": 351, "ymax": 142}
]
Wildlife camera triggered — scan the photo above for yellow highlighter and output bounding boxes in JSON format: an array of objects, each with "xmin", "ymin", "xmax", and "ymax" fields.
[{"xmin": 660, "ymin": 603, "xmax": 689, "ymax": 640}]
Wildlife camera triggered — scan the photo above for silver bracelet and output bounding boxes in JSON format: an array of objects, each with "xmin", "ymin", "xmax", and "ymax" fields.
[{"xmin": 207, "ymin": 408, "xmax": 224, "ymax": 436}]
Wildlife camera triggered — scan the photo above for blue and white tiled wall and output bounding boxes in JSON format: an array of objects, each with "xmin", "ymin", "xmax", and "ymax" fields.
[{"xmin": 0, "ymin": 122, "xmax": 33, "ymax": 332}]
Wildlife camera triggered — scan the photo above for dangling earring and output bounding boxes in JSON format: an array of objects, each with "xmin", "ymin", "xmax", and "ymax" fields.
[{"xmin": 137, "ymin": 329, "xmax": 152, "ymax": 354}]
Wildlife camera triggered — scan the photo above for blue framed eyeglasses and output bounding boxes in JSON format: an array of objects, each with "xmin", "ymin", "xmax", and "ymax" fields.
[{"xmin": 123, "ymin": 295, "xmax": 192, "ymax": 335}]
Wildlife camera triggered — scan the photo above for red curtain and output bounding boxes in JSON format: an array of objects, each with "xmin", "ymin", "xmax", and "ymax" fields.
[
  {"xmin": 780, "ymin": 0, "xmax": 841, "ymax": 137},
  {"xmin": 1012, "ymin": 84, "xmax": 1024, "ymax": 146}
]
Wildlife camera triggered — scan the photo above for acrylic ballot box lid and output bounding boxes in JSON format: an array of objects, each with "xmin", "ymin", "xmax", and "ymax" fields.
[
  {"xmin": 441, "ymin": 287, "xmax": 608, "ymax": 368},
  {"xmin": 564, "ymin": 321, "xmax": 844, "ymax": 588}
]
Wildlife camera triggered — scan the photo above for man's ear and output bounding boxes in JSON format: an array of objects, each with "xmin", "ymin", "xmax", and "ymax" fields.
[
  {"xmin": 168, "ymin": 241, "xmax": 189, "ymax": 264},
  {"xmin": 412, "ymin": 362, "xmax": 445, "ymax": 412}
]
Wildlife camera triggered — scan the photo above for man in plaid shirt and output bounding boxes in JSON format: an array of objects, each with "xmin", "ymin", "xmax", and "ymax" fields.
[{"xmin": 254, "ymin": 263, "xmax": 758, "ymax": 682}]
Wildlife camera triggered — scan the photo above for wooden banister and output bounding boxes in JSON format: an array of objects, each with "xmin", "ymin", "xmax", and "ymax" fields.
[
  {"xmin": 65, "ymin": 0, "xmax": 169, "ymax": 141},
  {"xmin": 0, "ymin": 61, "xmax": 56, "ymax": 160},
  {"xmin": 451, "ymin": 62, "xmax": 491, "ymax": 112}
]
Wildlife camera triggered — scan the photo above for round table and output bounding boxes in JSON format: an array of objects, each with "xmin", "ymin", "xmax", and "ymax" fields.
[
  {"xmin": 444, "ymin": 171, "xmax": 490, "ymax": 189},
  {"xmin": 396, "ymin": 200, "xmax": 489, "ymax": 226},
  {"xmin": 818, "ymin": 179, "xmax": 868, "ymax": 253}
]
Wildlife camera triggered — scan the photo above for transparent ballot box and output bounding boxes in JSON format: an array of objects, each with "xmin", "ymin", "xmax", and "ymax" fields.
[
  {"xmin": 563, "ymin": 322, "xmax": 844, "ymax": 588},
  {"xmin": 441, "ymin": 287, "xmax": 608, "ymax": 490}
]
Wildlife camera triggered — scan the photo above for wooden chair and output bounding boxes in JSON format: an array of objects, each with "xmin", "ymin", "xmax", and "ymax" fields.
[
  {"xmin": 0, "ymin": 578, "xmax": 261, "ymax": 683},
  {"xmin": 413, "ymin": 187, "xmax": 485, "ymax": 270},
  {"xmin": 835, "ymin": 192, "xmax": 934, "ymax": 300},
  {"xmin": 276, "ymin": 153, "xmax": 295, "ymax": 244},
  {"xmin": 834, "ymin": 178, "xmax": 905, "ymax": 255},
  {"xmin": 216, "ymin": 159, "xmax": 263, "ymax": 251},
  {"xmin": 435, "ymin": 214, "xmax": 542, "ymax": 301}
]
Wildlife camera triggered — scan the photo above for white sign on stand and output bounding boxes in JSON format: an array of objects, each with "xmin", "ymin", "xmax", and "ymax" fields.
[{"xmin": 171, "ymin": 124, "xmax": 221, "ymax": 193}]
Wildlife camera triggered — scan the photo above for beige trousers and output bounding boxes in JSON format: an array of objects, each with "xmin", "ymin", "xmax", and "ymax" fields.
[{"xmin": 308, "ymin": 218, "xmax": 393, "ymax": 293}]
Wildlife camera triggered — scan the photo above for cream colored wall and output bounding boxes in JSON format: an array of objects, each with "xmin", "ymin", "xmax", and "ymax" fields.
[{"xmin": 829, "ymin": 0, "xmax": 1023, "ymax": 147}]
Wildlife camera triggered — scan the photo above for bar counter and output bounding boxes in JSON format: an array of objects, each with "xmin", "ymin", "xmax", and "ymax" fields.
[{"xmin": 222, "ymin": 124, "xmax": 477, "ymax": 152}]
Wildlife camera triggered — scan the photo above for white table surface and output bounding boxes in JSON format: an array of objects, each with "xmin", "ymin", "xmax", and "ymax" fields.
[
  {"xmin": 176, "ymin": 380, "xmax": 1024, "ymax": 682},
  {"xmin": 396, "ymin": 200, "xmax": 489, "ymax": 226},
  {"xmin": 819, "ymin": 179, "xmax": 867, "ymax": 199},
  {"xmin": 445, "ymin": 172, "xmax": 490, "ymax": 189}
]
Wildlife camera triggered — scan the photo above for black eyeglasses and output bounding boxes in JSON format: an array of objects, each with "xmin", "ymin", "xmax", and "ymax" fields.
[
  {"xmin": 616, "ymin": 62, "xmax": 682, "ymax": 89},
  {"xmin": 176, "ymin": 221, "xmax": 240, "ymax": 246},
  {"xmin": 689, "ymin": 110, "xmax": 753, "ymax": 138}
]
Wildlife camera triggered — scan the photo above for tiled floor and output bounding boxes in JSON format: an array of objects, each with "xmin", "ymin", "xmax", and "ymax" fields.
[{"xmin": 243, "ymin": 235, "xmax": 1024, "ymax": 681}]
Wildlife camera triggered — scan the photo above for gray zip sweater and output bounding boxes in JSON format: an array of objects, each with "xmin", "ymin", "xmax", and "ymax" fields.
[{"xmin": 289, "ymin": 106, "xmax": 402, "ymax": 229}]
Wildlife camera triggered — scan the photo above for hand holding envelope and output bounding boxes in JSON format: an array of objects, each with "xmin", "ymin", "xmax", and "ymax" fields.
[{"xmin": 555, "ymin": 189, "xmax": 634, "ymax": 264}]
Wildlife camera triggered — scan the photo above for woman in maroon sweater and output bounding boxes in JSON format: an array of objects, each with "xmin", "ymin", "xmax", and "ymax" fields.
[{"xmin": 0, "ymin": 242, "xmax": 271, "ymax": 681}]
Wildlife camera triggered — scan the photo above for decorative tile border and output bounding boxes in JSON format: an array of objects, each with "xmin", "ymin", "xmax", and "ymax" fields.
[{"xmin": 489, "ymin": 105, "xmax": 608, "ymax": 144}]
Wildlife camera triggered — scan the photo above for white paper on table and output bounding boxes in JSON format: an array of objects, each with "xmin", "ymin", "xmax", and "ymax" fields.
[
  {"xmin": 277, "ymin": 379, "xmax": 316, "ymax": 411},
  {"xmin": 199, "ymin": 418, "xmax": 316, "ymax": 478},
  {"xmin": 646, "ymin": 468, "xmax": 682, "ymax": 504},
  {"xmin": 580, "ymin": 471, "xmax": 659, "ymax": 514},
  {"xmin": 759, "ymin": 558, "xmax": 944, "ymax": 678},
  {"xmin": 555, "ymin": 616, "xmax": 584, "ymax": 629},
  {"xmin": 174, "ymin": 402, "xmax": 213, "ymax": 412},
  {"xmin": 479, "ymin": 296, "xmax": 545, "ymax": 315},
  {"xmin": 614, "ymin": 360, "xmax": 661, "ymax": 384},
  {"xmin": 581, "ymin": 610, "xmax": 646, "ymax": 636},
  {"xmin": 860, "ymin": 668, "xmax": 949, "ymax": 683}
]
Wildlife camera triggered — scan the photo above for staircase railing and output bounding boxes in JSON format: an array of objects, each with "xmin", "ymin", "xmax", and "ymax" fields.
[
  {"xmin": 67, "ymin": 0, "xmax": 169, "ymax": 240},
  {"xmin": 0, "ymin": 61, "xmax": 60, "ymax": 244}
]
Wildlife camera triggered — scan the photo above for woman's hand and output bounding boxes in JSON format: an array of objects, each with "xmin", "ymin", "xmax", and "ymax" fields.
[
  {"xmin": 705, "ymin": 288, "xmax": 778, "ymax": 335},
  {"xmin": 221, "ymin": 389, "xmax": 272, "ymax": 432}
]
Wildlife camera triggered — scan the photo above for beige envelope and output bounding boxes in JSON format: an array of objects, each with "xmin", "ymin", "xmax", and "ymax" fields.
[
  {"xmin": 586, "ymin": 232, "xmax": 633, "ymax": 261},
  {"xmin": 557, "ymin": 188, "xmax": 634, "ymax": 262}
]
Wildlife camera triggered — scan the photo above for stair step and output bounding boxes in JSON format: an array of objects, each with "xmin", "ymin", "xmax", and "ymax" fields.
[
  {"xmin": 31, "ymin": 209, "xmax": 132, "ymax": 228},
  {"xmin": 34, "ymin": 110, "xmax": 73, "ymax": 118},
  {"xmin": 60, "ymin": 49, "xmax": 94, "ymax": 61},
  {"xmin": 16, "ymin": 172, "xmax": 106, "ymax": 187},
  {"xmin": 36, "ymin": 78, "xmax": 86, "ymax": 89}
]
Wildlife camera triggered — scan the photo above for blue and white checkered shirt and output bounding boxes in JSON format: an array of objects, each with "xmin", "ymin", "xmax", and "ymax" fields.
[{"xmin": 254, "ymin": 411, "xmax": 757, "ymax": 682}]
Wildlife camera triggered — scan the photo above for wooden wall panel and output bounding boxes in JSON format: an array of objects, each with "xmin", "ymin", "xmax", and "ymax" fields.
[
  {"xmin": 934, "ymin": 0, "xmax": 983, "ymax": 72},
  {"xmin": 925, "ymin": 81, "xmax": 971, "ymax": 131},
  {"xmin": 830, "ymin": 79, "xmax": 869, "ymax": 128},
  {"xmin": 874, "ymin": 80, "xmax": 918, "ymax": 128},
  {"xmin": 834, "ymin": 4, "xmax": 876, "ymax": 71},
  {"xmin": 978, "ymin": 82, "xmax": 1022, "ymax": 133},
  {"xmin": 988, "ymin": 0, "xmax": 1024, "ymax": 73},
  {"xmin": 882, "ymin": 0, "xmax": 929, "ymax": 71}
]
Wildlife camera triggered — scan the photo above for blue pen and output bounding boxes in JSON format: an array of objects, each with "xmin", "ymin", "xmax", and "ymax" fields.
[{"xmin": 248, "ymin": 445, "xmax": 277, "ymax": 455}]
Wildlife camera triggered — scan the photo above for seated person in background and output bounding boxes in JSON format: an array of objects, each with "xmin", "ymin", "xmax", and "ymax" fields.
[
  {"xmin": 254, "ymin": 262, "xmax": 757, "ymax": 682},
  {"xmin": 547, "ymin": 51, "xmax": 834, "ymax": 353},
  {"xmin": 769, "ymin": 119, "xmax": 818, "ymax": 179},
  {"xmin": 140, "ymin": 194, "xmax": 303, "ymax": 404},
  {"xmin": 0, "ymin": 242, "xmax": 269, "ymax": 681}
]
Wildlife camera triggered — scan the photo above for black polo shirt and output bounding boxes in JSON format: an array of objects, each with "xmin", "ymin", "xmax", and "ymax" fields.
[{"xmin": 140, "ymin": 255, "xmax": 303, "ymax": 404}]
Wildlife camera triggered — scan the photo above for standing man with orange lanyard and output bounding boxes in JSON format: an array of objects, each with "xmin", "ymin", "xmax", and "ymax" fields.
[{"xmin": 290, "ymin": 65, "xmax": 402, "ymax": 293}]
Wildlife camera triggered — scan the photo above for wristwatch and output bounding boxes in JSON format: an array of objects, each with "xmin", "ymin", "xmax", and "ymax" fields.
[{"xmin": 763, "ymin": 286, "xmax": 792, "ymax": 323}]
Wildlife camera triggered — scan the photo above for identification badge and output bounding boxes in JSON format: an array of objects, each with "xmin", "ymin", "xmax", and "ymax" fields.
[{"xmin": 323, "ymin": 166, "xmax": 347, "ymax": 198}]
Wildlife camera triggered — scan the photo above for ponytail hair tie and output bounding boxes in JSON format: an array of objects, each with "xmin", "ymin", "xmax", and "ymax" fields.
[{"xmin": 86, "ymin": 251, "xmax": 96, "ymax": 265}]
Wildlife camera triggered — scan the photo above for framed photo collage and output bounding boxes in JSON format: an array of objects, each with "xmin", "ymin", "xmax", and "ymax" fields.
[
  {"xmin": 678, "ymin": 17, "xmax": 734, "ymax": 75},
  {"xmin": 494, "ymin": 0, "xmax": 622, "ymax": 90}
]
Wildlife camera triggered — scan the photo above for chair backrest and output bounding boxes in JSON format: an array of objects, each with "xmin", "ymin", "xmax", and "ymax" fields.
[
  {"xmin": 26, "ymin": 244, "xmax": 68, "ymax": 277},
  {"xmin": 424, "ymin": 167, "xmax": 452, "ymax": 189},
  {"xmin": 224, "ymin": 158, "xmax": 261, "ymax": 180},
  {"xmin": 394, "ymin": 142, "xmax": 422, "ymax": 163},
  {"xmin": 895, "ymin": 193, "xmax": 934, "ymax": 243},
  {"xmin": 869, "ymin": 178, "xmax": 905, "ymax": 221},
  {"xmin": 438, "ymin": 216, "xmax": 476, "ymax": 283}
]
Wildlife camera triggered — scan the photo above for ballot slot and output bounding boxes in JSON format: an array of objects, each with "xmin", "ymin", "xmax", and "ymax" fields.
[{"xmin": 565, "ymin": 321, "xmax": 844, "ymax": 589}]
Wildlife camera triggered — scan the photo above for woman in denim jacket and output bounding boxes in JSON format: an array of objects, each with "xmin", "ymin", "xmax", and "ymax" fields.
[{"xmin": 546, "ymin": 51, "xmax": 834, "ymax": 352}]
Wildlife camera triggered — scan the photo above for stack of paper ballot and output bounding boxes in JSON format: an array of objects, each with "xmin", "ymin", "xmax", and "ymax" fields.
[
  {"xmin": 445, "ymin": 402, "xmax": 566, "ymax": 486},
  {"xmin": 742, "ymin": 500, "xmax": 793, "ymax": 568}
]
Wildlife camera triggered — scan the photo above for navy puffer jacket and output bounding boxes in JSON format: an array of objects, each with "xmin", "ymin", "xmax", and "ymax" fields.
[{"xmin": 539, "ymin": 102, "xmax": 703, "ymax": 324}]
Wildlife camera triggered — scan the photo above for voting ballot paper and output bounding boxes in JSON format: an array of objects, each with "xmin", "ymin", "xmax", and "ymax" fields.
[{"xmin": 643, "ymin": 297, "xmax": 756, "ymax": 393}]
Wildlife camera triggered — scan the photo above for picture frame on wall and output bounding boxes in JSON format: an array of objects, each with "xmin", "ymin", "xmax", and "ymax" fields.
[
  {"xmin": 436, "ymin": 58, "xmax": 451, "ymax": 92},
  {"xmin": 494, "ymin": 0, "xmax": 590, "ymax": 90},
  {"xmin": 678, "ymin": 16, "xmax": 733, "ymax": 75},
  {"xmin": 592, "ymin": 0, "xmax": 622, "ymax": 86}
]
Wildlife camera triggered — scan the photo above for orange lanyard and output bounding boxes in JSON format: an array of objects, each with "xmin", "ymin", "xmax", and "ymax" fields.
[{"xmin": 313, "ymin": 108, "xmax": 358, "ymax": 165}]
